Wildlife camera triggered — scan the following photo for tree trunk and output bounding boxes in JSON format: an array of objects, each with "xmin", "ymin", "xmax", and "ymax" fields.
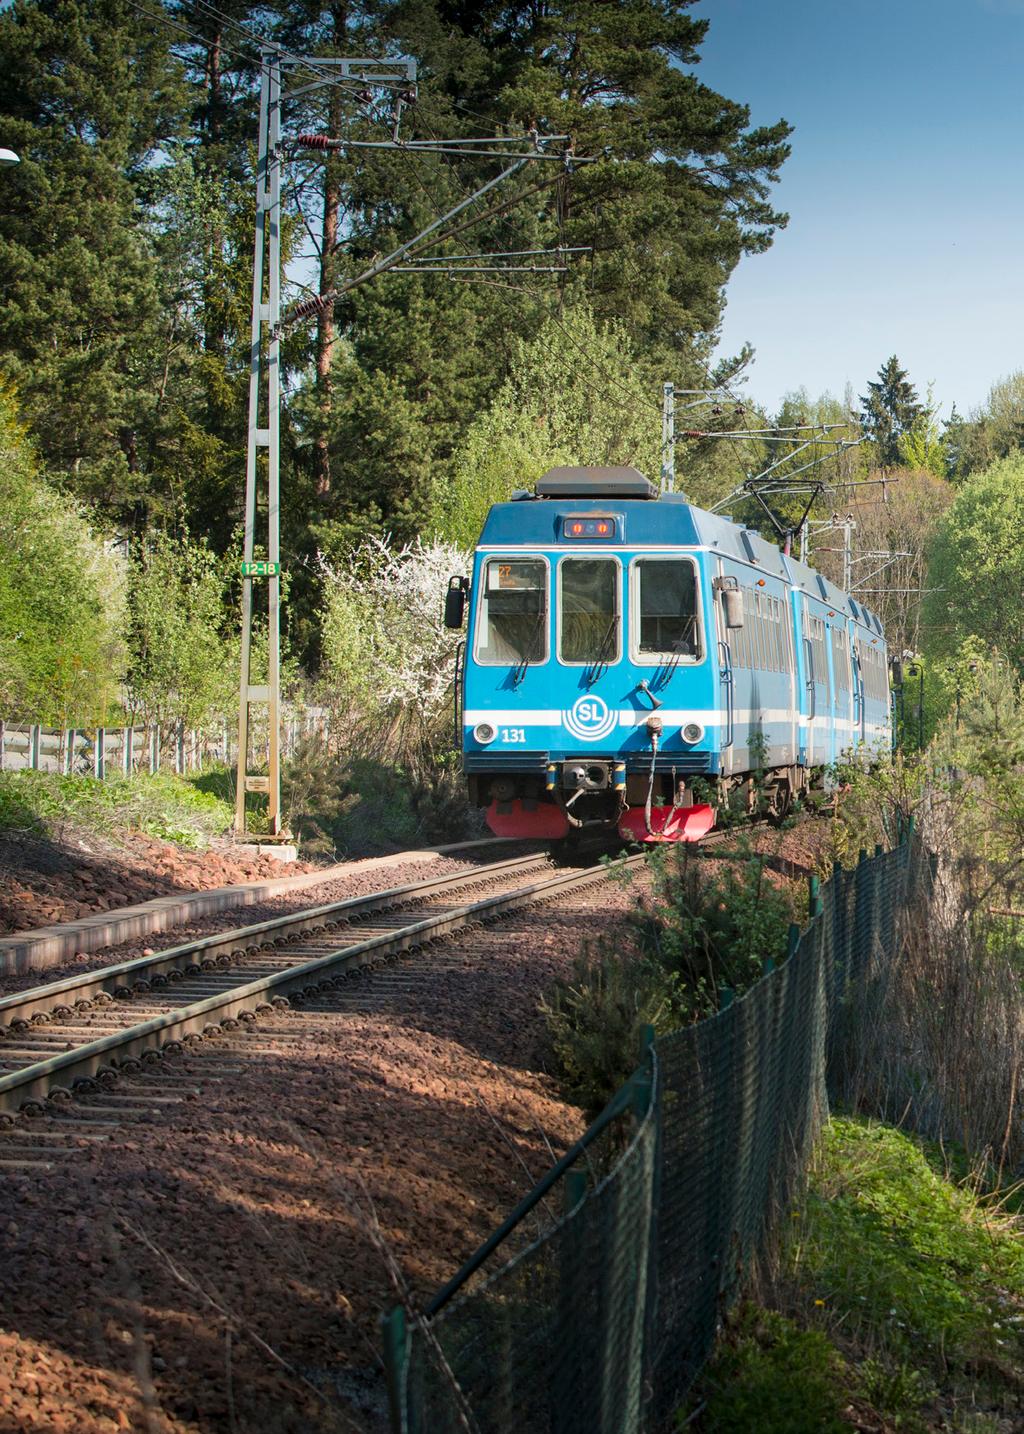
[
  {"xmin": 313, "ymin": 4, "xmax": 348, "ymax": 498},
  {"xmin": 202, "ymin": 26, "xmax": 226, "ymax": 360}
]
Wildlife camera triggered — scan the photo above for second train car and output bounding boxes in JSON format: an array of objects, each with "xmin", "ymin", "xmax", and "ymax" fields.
[{"xmin": 444, "ymin": 466, "xmax": 891, "ymax": 843}]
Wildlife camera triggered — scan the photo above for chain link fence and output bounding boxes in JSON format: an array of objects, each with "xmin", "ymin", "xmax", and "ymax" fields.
[{"xmin": 384, "ymin": 832, "xmax": 923, "ymax": 1433}]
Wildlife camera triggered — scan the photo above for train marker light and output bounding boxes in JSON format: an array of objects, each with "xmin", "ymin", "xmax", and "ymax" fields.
[
  {"xmin": 473, "ymin": 722, "xmax": 496, "ymax": 744},
  {"xmin": 561, "ymin": 516, "xmax": 619, "ymax": 540}
]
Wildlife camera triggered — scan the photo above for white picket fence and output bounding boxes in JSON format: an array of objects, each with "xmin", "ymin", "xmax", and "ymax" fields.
[{"xmin": 0, "ymin": 710, "xmax": 331, "ymax": 778}]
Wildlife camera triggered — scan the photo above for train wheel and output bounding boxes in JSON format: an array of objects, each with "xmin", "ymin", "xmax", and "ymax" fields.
[{"xmin": 766, "ymin": 779, "xmax": 793, "ymax": 825}]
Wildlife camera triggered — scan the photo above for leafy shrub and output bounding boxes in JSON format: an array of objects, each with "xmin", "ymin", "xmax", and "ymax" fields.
[
  {"xmin": 543, "ymin": 842, "xmax": 799, "ymax": 1113},
  {"xmin": 793, "ymin": 1119, "xmax": 1024, "ymax": 1372},
  {"xmin": 633, "ymin": 841, "xmax": 799, "ymax": 1022},
  {"xmin": 0, "ymin": 769, "xmax": 236, "ymax": 848},
  {"xmin": 280, "ymin": 745, "xmax": 479, "ymax": 859},
  {"xmin": 692, "ymin": 1305, "xmax": 847, "ymax": 1433},
  {"xmin": 0, "ymin": 386, "xmax": 125, "ymax": 725},
  {"xmin": 124, "ymin": 529, "xmax": 237, "ymax": 730},
  {"xmin": 540, "ymin": 944, "xmax": 668, "ymax": 1115}
]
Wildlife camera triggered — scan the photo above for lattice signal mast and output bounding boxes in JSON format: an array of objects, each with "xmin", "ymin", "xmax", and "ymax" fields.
[
  {"xmin": 235, "ymin": 48, "xmax": 587, "ymax": 839},
  {"xmin": 235, "ymin": 51, "xmax": 420, "ymax": 840}
]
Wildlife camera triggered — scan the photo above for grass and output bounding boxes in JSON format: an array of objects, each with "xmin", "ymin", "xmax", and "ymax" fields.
[
  {"xmin": 688, "ymin": 1117, "xmax": 1024, "ymax": 1432},
  {"xmin": 0, "ymin": 767, "xmax": 243, "ymax": 849}
]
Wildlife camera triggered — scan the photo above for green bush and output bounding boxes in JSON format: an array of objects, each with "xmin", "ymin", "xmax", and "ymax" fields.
[
  {"xmin": 633, "ymin": 841, "xmax": 798, "ymax": 1022},
  {"xmin": 543, "ymin": 843, "xmax": 798, "ymax": 1113},
  {"xmin": 540, "ymin": 943, "xmax": 668, "ymax": 1116},
  {"xmin": 793, "ymin": 1118, "xmax": 1024, "ymax": 1372},
  {"xmin": 124, "ymin": 529, "xmax": 237, "ymax": 730},
  {"xmin": 0, "ymin": 769, "xmax": 236, "ymax": 849},
  {"xmin": 0, "ymin": 386, "xmax": 125, "ymax": 725},
  {"xmin": 692, "ymin": 1305, "xmax": 847, "ymax": 1433}
]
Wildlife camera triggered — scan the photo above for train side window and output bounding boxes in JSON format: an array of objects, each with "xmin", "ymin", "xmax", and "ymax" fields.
[
  {"xmin": 732, "ymin": 589, "xmax": 748, "ymax": 667},
  {"xmin": 474, "ymin": 558, "xmax": 548, "ymax": 666},
  {"xmin": 559, "ymin": 558, "xmax": 620, "ymax": 665},
  {"xmin": 769, "ymin": 598, "xmax": 782, "ymax": 671},
  {"xmin": 745, "ymin": 585, "xmax": 762, "ymax": 668},
  {"xmin": 633, "ymin": 558, "xmax": 702, "ymax": 661},
  {"xmin": 805, "ymin": 614, "xmax": 829, "ymax": 694},
  {"xmin": 833, "ymin": 628, "xmax": 852, "ymax": 692}
]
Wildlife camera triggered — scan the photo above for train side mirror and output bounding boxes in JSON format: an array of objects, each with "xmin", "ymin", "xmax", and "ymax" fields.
[
  {"xmin": 714, "ymin": 576, "xmax": 744, "ymax": 629},
  {"xmin": 444, "ymin": 576, "xmax": 468, "ymax": 630},
  {"xmin": 723, "ymin": 589, "xmax": 744, "ymax": 629}
]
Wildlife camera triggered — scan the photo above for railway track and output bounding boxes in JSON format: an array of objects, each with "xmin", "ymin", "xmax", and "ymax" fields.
[{"xmin": 0, "ymin": 848, "xmax": 644, "ymax": 1129}]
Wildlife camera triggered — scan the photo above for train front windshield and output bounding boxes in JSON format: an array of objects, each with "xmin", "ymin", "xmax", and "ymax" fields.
[
  {"xmin": 559, "ymin": 558, "xmax": 620, "ymax": 664},
  {"xmin": 475, "ymin": 558, "xmax": 547, "ymax": 665},
  {"xmin": 635, "ymin": 558, "xmax": 701, "ymax": 660}
]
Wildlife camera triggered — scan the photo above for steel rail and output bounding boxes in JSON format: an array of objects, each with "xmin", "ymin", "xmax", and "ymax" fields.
[
  {"xmin": 0, "ymin": 852, "xmax": 551, "ymax": 1030},
  {"xmin": 0, "ymin": 854, "xmax": 644, "ymax": 1119}
]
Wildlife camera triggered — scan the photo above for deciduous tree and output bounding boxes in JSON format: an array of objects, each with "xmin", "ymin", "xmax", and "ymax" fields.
[{"xmin": 924, "ymin": 453, "xmax": 1024, "ymax": 672}]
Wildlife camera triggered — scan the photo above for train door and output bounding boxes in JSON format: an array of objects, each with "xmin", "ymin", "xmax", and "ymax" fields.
[
  {"xmin": 802, "ymin": 600, "xmax": 829, "ymax": 767},
  {"xmin": 825, "ymin": 624, "xmax": 838, "ymax": 768},
  {"xmin": 712, "ymin": 560, "xmax": 737, "ymax": 776},
  {"xmin": 831, "ymin": 622, "xmax": 854, "ymax": 760},
  {"xmin": 851, "ymin": 637, "xmax": 866, "ymax": 749}
]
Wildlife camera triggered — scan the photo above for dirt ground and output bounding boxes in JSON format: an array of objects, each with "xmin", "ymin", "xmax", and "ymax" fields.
[
  {"xmin": 0, "ymin": 881, "xmax": 635, "ymax": 1433},
  {"xmin": 0, "ymin": 819, "xmax": 830, "ymax": 1433},
  {"xmin": 0, "ymin": 828, "xmax": 321, "ymax": 936}
]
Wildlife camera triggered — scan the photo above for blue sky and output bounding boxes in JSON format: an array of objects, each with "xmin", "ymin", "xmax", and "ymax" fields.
[{"xmin": 694, "ymin": 0, "xmax": 1024, "ymax": 420}]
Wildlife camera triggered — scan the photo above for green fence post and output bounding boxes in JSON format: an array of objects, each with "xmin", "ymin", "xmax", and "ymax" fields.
[
  {"xmin": 720, "ymin": 986, "xmax": 734, "ymax": 1009},
  {"xmin": 632, "ymin": 1024, "xmax": 656, "ymax": 1116},
  {"xmin": 381, "ymin": 1305, "xmax": 408, "ymax": 1434},
  {"xmin": 787, "ymin": 923, "xmax": 800, "ymax": 960},
  {"xmin": 564, "ymin": 1168, "xmax": 587, "ymax": 1214},
  {"xmin": 852, "ymin": 846, "xmax": 869, "ymax": 978},
  {"xmin": 557, "ymin": 1166, "xmax": 590, "ymax": 1432},
  {"xmin": 807, "ymin": 873, "xmax": 823, "ymax": 920}
]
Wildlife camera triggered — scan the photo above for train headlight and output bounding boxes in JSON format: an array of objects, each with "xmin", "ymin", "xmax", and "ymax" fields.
[
  {"xmin": 681, "ymin": 722, "xmax": 704, "ymax": 744},
  {"xmin": 473, "ymin": 722, "xmax": 496, "ymax": 745}
]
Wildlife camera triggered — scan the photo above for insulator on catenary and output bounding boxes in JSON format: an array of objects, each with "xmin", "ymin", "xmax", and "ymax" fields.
[
  {"xmin": 285, "ymin": 294, "xmax": 334, "ymax": 323},
  {"xmin": 294, "ymin": 132, "xmax": 338, "ymax": 151}
]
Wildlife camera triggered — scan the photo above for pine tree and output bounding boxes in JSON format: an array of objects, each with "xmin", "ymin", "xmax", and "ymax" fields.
[
  {"xmin": 0, "ymin": 0, "xmax": 189, "ymax": 518},
  {"xmin": 416, "ymin": 0, "xmax": 792, "ymax": 364},
  {"xmin": 859, "ymin": 356, "xmax": 924, "ymax": 468}
]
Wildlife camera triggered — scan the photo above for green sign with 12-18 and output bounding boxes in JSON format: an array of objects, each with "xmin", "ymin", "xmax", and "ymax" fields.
[{"xmin": 240, "ymin": 561, "xmax": 281, "ymax": 577}]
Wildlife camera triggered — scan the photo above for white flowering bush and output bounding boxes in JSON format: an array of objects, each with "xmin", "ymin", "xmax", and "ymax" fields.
[{"xmin": 319, "ymin": 535, "xmax": 470, "ymax": 770}]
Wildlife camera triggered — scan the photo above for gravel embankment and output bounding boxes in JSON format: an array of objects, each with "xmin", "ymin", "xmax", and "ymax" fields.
[
  {"xmin": 0, "ymin": 844, "xmax": 541, "ymax": 999},
  {"xmin": 0, "ymin": 869, "xmax": 640, "ymax": 1434}
]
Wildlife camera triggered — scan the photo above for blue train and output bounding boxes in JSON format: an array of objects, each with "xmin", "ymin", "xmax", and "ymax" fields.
[{"xmin": 444, "ymin": 467, "xmax": 891, "ymax": 843}]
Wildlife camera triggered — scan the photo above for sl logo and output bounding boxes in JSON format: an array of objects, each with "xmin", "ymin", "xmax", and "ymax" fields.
[{"xmin": 563, "ymin": 694, "xmax": 617, "ymax": 743}]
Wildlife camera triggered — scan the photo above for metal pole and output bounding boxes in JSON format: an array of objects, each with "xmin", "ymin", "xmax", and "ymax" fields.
[
  {"xmin": 660, "ymin": 381, "xmax": 674, "ymax": 494},
  {"xmin": 267, "ymin": 55, "xmax": 282, "ymax": 835},
  {"xmin": 235, "ymin": 53, "xmax": 274, "ymax": 837}
]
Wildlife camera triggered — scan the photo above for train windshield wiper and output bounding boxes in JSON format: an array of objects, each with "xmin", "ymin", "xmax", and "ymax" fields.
[
  {"xmin": 586, "ymin": 611, "xmax": 619, "ymax": 684},
  {"xmin": 511, "ymin": 612, "xmax": 545, "ymax": 686}
]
